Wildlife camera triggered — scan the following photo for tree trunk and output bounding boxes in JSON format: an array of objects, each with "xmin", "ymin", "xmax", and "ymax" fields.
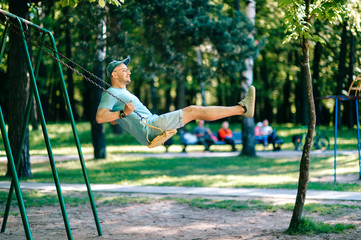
[
  {"xmin": 110, "ymin": 124, "xmax": 123, "ymax": 135},
  {"xmin": 295, "ymin": 49, "xmax": 308, "ymax": 125},
  {"xmin": 90, "ymin": 17, "xmax": 106, "ymax": 159},
  {"xmin": 260, "ymin": 50, "xmax": 273, "ymax": 121},
  {"xmin": 31, "ymin": 95, "xmax": 39, "ymax": 130},
  {"xmin": 312, "ymin": 39, "xmax": 323, "ymax": 126},
  {"xmin": 177, "ymin": 73, "xmax": 186, "ymax": 109},
  {"xmin": 64, "ymin": 7, "xmax": 78, "ymax": 121},
  {"xmin": 346, "ymin": 30, "xmax": 355, "ymax": 129},
  {"xmin": 6, "ymin": 0, "xmax": 31, "ymax": 178},
  {"xmin": 241, "ymin": 0, "xmax": 256, "ymax": 156},
  {"xmin": 165, "ymin": 78, "xmax": 173, "ymax": 112},
  {"xmin": 278, "ymin": 78, "xmax": 291, "ymax": 123},
  {"xmin": 288, "ymin": 36, "xmax": 316, "ymax": 231},
  {"xmin": 195, "ymin": 47, "xmax": 206, "ymax": 106},
  {"xmin": 216, "ymin": 76, "xmax": 224, "ymax": 107},
  {"xmin": 234, "ymin": 0, "xmax": 240, "ymax": 11},
  {"xmin": 90, "ymin": 61, "xmax": 106, "ymax": 159},
  {"xmin": 150, "ymin": 73, "xmax": 158, "ymax": 114},
  {"xmin": 336, "ymin": 21, "xmax": 348, "ymax": 129}
]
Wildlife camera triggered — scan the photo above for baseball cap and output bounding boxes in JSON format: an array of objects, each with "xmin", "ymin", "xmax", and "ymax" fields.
[{"xmin": 106, "ymin": 55, "xmax": 131, "ymax": 77}]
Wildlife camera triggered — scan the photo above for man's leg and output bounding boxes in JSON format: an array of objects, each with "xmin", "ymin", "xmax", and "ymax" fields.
[
  {"xmin": 197, "ymin": 139, "xmax": 210, "ymax": 151},
  {"xmin": 182, "ymin": 105, "xmax": 244, "ymax": 125},
  {"xmin": 225, "ymin": 137, "xmax": 236, "ymax": 151},
  {"xmin": 182, "ymin": 86, "xmax": 255, "ymax": 125},
  {"xmin": 206, "ymin": 138, "xmax": 215, "ymax": 149}
]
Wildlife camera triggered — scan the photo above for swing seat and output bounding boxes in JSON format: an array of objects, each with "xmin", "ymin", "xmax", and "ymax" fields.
[
  {"xmin": 348, "ymin": 73, "xmax": 361, "ymax": 96},
  {"xmin": 147, "ymin": 129, "xmax": 177, "ymax": 148}
]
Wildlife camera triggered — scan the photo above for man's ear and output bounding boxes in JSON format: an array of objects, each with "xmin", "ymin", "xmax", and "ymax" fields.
[{"xmin": 111, "ymin": 72, "xmax": 117, "ymax": 79}]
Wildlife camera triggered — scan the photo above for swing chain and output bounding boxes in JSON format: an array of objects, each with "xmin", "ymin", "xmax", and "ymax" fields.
[
  {"xmin": 2, "ymin": 13, "xmax": 146, "ymax": 121},
  {"xmin": 2, "ymin": 13, "xmax": 176, "ymax": 147}
]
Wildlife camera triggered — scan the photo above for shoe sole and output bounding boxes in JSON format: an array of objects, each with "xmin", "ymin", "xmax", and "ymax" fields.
[{"xmin": 240, "ymin": 86, "xmax": 255, "ymax": 118}]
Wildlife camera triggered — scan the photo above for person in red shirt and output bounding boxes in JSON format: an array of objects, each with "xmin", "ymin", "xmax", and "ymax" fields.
[{"xmin": 218, "ymin": 121, "xmax": 236, "ymax": 151}]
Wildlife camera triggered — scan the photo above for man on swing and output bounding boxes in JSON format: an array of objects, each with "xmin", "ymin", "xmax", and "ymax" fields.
[{"xmin": 96, "ymin": 56, "xmax": 255, "ymax": 146}]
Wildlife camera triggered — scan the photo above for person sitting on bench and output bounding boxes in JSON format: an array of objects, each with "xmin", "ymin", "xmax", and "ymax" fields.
[
  {"xmin": 193, "ymin": 120, "xmax": 215, "ymax": 152},
  {"xmin": 217, "ymin": 121, "xmax": 237, "ymax": 151}
]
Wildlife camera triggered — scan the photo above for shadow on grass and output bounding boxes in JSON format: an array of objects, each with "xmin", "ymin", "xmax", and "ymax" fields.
[{"xmin": 0, "ymin": 153, "xmax": 358, "ymax": 191}]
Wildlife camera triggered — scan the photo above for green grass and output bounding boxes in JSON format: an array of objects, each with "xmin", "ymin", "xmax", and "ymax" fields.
[
  {"xmin": 287, "ymin": 217, "xmax": 356, "ymax": 235},
  {"xmin": 281, "ymin": 202, "xmax": 361, "ymax": 216},
  {"xmin": 0, "ymin": 189, "xmax": 89, "ymax": 208},
  {"xmin": 0, "ymin": 122, "xmax": 360, "ymax": 192},
  {"xmin": 0, "ymin": 152, "xmax": 359, "ymax": 191},
  {"xmin": 1, "ymin": 122, "xmax": 361, "ymax": 154},
  {"xmin": 170, "ymin": 197, "xmax": 279, "ymax": 212},
  {"xmin": 2, "ymin": 189, "xmax": 359, "ymax": 222},
  {"xmin": 0, "ymin": 189, "xmax": 152, "ymax": 208}
]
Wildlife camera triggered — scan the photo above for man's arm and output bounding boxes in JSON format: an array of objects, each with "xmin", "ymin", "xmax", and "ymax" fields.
[
  {"xmin": 193, "ymin": 128, "xmax": 203, "ymax": 137},
  {"xmin": 96, "ymin": 100, "xmax": 135, "ymax": 124},
  {"xmin": 96, "ymin": 108, "xmax": 120, "ymax": 124}
]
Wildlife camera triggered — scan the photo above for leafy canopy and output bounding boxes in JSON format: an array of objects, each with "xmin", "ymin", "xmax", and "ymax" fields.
[
  {"xmin": 279, "ymin": 0, "xmax": 361, "ymax": 43},
  {"xmin": 60, "ymin": 0, "xmax": 123, "ymax": 8}
]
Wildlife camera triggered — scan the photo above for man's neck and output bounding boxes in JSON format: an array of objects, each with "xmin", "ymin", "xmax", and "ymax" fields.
[
  {"xmin": 112, "ymin": 85, "xmax": 126, "ymax": 89},
  {"xmin": 111, "ymin": 81, "xmax": 126, "ymax": 89}
]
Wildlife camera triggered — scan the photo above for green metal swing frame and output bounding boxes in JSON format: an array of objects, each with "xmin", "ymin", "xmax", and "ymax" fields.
[{"xmin": 0, "ymin": 9, "xmax": 102, "ymax": 240}]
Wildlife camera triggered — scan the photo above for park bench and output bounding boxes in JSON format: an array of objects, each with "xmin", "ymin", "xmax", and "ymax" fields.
[{"xmin": 179, "ymin": 130, "xmax": 283, "ymax": 152}]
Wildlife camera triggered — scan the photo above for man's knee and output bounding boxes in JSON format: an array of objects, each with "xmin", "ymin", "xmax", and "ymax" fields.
[
  {"xmin": 183, "ymin": 105, "xmax": 200, "ymax": 113},
  {"xmin": 182, "ymin": 105, "xmax": 202, "ymax": 124}
]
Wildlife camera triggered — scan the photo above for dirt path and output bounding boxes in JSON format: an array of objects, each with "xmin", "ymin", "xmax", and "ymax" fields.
[{"xmin": 1, "ymin": 192, "xmax": 360, "ymax": 240}]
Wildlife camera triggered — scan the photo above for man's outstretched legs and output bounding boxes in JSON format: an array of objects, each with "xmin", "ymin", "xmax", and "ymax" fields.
[{"xmin": 182, "ymin": 86, "xmax": 256, "ymax": 125}]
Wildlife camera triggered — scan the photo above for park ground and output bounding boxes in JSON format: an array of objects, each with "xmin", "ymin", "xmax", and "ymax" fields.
[
  {"xmin": 0, "ymin": 151, "xmax": 360, "ymax": 240},
  {"xmin": 1, "ymin": 124, "xmax": 361, "ymax": 239},
  {"xmin": 0, "ymin": 189, "xmax": 360, "ymax": 240}
]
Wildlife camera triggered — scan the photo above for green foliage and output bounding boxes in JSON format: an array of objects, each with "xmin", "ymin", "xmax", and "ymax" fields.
[
  {"xmin": 121, "ymin": 0, "xmax": 260, "ymax": 107},
  {"xmin": 0, "ymin": 0, "xmax": 260, "ymax": 119},
  {"xmin": 0, "ymin": 1, "xmax": 360, "ymax": 125},
  {"xmin": 60, "ymin": 0, "xmax": 123, "ymax": 8},
  {"xmin": 346, "ymin": 1, "xmax": 361, "ymax": 34},
  {"xmin": 279, "ymin": 0, "xmax": 360, "ymax": 43},
  {"xmin": 210, "ymin": 9, "xmax": 259, "ymax": 73},
  {"xmin": 287, "ymin": 217, "xmax": 356, "ymax": 235}
]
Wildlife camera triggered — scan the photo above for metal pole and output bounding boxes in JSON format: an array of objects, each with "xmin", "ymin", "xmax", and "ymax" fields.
[
  {"xmin": 47, "ymin": 31, "xmax": 102, "ymax": 236},
  {"xmin": 1, "ymin": 90, "xmax": 34, "ymax": 233},
  {"xmin": 0, "ymin": 16, "xmax": 31, "ymax": 234},
  {"xmin": 334, "ymin": 98, "xmax": 338, "ymax": 183},
  {"xmin": 2, "ymin": 32, "xmax": 45, "ymax": 232},
  {"xmin": 0, "ymin": 106, "xmax": 33, "ymax": 240},
  {"xmin": 0, "ymin": 9, "xmax": 45, "ymax": 32},
  {"xmin": 356, "ymin": 99, "xmax": 361, "ymax": 180},
  {"xmin": 15, "ymin": 17, "xmax": 73, "ymax": 240},
  {"xmin": 0, "ymin": 20, "xmax": 9, "ymax": 61},
  {"xmin": 1, "ymin": 9, "xmax": 102, "ymax": 237}
]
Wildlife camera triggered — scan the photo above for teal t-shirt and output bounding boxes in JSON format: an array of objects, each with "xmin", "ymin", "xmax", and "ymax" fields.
[{"xmin": 97, "ymin": 87, "xmax": 153, "ymax": 145}]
